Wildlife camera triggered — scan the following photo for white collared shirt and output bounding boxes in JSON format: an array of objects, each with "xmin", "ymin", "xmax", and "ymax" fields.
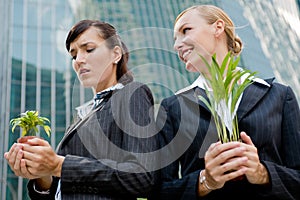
[
  {"xmin": 176, "ymin": 69, "xmax": 270, "ymax": 95},
  {"xmin": 75, "ymin": 83, "xmax": 124, "ymax": 119},
  {"xmin": 175, "ymin": 70, "xmax": 270, "ymax": 132}
]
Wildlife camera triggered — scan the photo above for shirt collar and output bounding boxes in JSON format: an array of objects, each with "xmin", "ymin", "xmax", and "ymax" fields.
[
  {"xmin": 75, "ymin": 83, "xmax": 124, "ymax": 119},
  {"xmin": 94, "ymin": 83, "xmax": 124, "ymax": 97},
  {"xmin": 176, "ymin": 68, "xmax": 270, "ymax": 95}
]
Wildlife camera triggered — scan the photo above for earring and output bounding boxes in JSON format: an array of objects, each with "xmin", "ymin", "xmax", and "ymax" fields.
[{"xmin": 114, "ymin": 61, "xmax": 118, "ymax": 64}]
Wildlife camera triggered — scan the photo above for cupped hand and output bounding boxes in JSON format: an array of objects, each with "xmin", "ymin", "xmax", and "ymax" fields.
[
  {"xmin": 21, "ymin": 137, "xmax": 65, "ymax": 178},
  {"xmin": 4, "ymin": 143, "xmax": 37, "ymax": 179}
]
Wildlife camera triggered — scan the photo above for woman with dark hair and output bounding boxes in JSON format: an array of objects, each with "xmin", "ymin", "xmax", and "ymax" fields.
[
  {"xmin": 5, "ymin": 19, "xmax": 158, "ymax": 199},
  {"xmin": 65, "ymin": 19, "xmax": 132, "ymax": 85}
]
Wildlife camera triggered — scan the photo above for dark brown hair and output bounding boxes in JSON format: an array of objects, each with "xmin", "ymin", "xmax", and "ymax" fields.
[{"xmin": 65, "ymin": 19, "xmax": 133, "ymax": 83}]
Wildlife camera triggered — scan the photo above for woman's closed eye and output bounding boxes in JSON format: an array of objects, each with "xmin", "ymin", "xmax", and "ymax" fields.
[
  {"xmin": 87, "ymin": 48, "xmax": 95, "ymax": 53},
  {"xmin": 182, "ymin": 27, "xmax": 191, "ymax": 34},
  {"xmin": 71, "ymin": 50, "xmax": 94, "ymax": 60}
]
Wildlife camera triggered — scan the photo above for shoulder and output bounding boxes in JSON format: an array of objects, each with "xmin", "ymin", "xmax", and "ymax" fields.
[
  {"xmin": 266, "ymin": 78, "xmax": 294, "ymax": 96},
  {"xmin": 160, "ymin": 87, "xmax": 195, "ymax": 109},
  {"xmin": 271, "ymin": 81, "xmax": 298, "ymax": 102},
  {"xmin": 121, "ymin": 81, "xmax": 152, "ymax": 94},
  {"xmin": 252, "ymin": 77, "xmax": 297, "ymax": 102},
  {"xmin": 114, "ymin": 81, "xmax": 154, "ymax": 104},
  {"xmin": 249, "ymin": 77, "xmax": 287, "ymax": 91},
  {"xmin": 175, "ymin": 84, "xmax": 194, "ymax": 95}
]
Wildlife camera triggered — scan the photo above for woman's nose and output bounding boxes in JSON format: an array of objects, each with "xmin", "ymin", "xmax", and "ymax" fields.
[
  {"xmin": 75, "ymin": 52, "xmax": 86, "ymax": 64},
  {"xmin": 173, "ymin": 38, "xmax": 183, "ymax": 52}
]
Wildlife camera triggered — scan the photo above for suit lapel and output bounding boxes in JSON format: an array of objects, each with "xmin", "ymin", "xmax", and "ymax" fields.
[
  {"xmin": 179, "ymin": 87, "xmax": 218, "ymax": 158},
  {"xmin": 237, "ymin": 78, "xmax": 274, "ymax": 121},
  {"xmin": 179, "ymin": 87, "xmax": 211, "ymax": 113},
  {"xmin": 56, "ymin": 104, "xmax": 103, "ymax": 151},
  {"xmin": 179, "ymin": 78, "xmax": 273, "ymax": 120},
  {"xmin": 56, "ymin": 90, "xmax": 115, "ymax": 151},
  {"xmin": 176, "ymin": 78, "xmax": 273, "ymax": 155}
]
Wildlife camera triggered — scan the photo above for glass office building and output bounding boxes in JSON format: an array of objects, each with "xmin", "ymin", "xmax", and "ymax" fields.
[{"xmin": 0, "ymin": 0, "xmax": 299, "ymax": 199}]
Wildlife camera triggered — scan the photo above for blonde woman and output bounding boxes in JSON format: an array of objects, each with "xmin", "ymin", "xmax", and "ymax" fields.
[{"xmin": 154, "ymin": 5, "xmax": 300, "ymax": 200}]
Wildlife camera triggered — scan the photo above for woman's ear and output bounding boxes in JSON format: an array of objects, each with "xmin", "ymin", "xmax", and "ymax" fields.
[
  {"xmin": 214, "ymin": 19, "xmax": 225, "ymax": 38},
  {"xmin": 112, "ymin": 46, "xmax": 122, "ymax": 64}
]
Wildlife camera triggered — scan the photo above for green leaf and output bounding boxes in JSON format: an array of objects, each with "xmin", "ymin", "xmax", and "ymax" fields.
[
  {"xmin": 197, "ymin": 52, "xmax": 257, "ymax": 143},
  {"xmin": 44, "ymin": 125, "xmax": 51, "ymax": 137},
  {"xmin": 10, "ymin": 110, "xmax": 52, "ymax": 137}
]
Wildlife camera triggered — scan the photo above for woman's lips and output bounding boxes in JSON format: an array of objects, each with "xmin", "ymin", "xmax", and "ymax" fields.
[
  {"xmin": 181, "ymin": 49, "xmax": 193, "ymax": 62},
  {"xmin": 79, "ymin": 68, "xmax": 90, "ymax": 76}
]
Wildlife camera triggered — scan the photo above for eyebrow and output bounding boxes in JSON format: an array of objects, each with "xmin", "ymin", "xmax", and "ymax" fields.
[{"xmin": 69, "ymin": 42, "xmax": 92, "ymax": 54}]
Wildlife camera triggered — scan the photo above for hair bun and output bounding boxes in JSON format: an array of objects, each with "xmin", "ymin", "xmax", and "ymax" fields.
[{"xmin": 233, "ymin": 37, "xmax": 243, "ymax": 55}]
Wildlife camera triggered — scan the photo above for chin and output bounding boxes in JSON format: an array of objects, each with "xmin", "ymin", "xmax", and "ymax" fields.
[{"xmin": 80, "ymin": 80, "xmax": 94, "ymax": 88}]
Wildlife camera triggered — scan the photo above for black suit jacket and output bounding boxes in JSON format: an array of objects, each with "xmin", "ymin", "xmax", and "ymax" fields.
[
  {"xmin": 154, "ymin": 78, "xmax": 300, "ymax": 200},
  {"xmin": 28, "ymin": 81, "xmax": 159, "ymax": 200}
]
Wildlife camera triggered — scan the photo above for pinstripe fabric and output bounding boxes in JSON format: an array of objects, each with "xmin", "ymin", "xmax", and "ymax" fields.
[
  {"xmin": 27, "ymin": 82, "xmax": 158, "ymax": 200},
  {"xmin": 153, "ymin": 78, "xmax": 300, "ymax": 200}
]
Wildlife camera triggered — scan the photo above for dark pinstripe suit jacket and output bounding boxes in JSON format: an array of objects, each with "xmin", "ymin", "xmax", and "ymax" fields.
[
  {"xmin": 154, "ymin": 78, "xmax": 300, "ymax": 200},
  {"xmin": 27, "ymin": 81, "xmax": 158, "ymax": 200}
]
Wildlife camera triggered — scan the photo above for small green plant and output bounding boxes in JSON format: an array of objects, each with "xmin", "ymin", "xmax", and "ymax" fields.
[
  {"xmin": 198, "ymin": 52, "xmax": 257, "ymax": 143},
  {"xmin": 10, "ymin": 110, "xmax": 51, "ymax": 137}
]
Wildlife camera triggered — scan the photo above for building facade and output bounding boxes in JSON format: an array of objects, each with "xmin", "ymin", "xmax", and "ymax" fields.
[{"xmin": 0, "ymin": 0, "xmax": 299, "ymax": 199}]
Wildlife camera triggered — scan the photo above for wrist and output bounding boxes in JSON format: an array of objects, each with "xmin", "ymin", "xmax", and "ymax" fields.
[
  {"xmin": 53, "ymin": 155, "xmax": 65, "ymax": 177},
  {"xmin": 199, "ymin": 169, "xmax": 213, "ymax": 190},
  {"xmin": 35, "ymin": 176, "xmax": 52, "ymax": 191},
  {"xmin": 258, "ymin": 163, "xmax": 270, "ymax": 185},
  {"xmin": 198, "ymin": 169, "xmax": 214, "ymax": 196}
]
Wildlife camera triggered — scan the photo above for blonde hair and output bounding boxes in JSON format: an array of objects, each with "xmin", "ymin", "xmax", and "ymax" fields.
[{"xmin": 175, "ymin": 5, "xmax": 242, "ymax": 56}]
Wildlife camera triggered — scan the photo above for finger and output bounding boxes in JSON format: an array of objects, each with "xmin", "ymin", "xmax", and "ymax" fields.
[
  {"xmin": 241, "ymin": 150, "xmax": 259, "ymax": 170},
  {"xmin": 23, "ymin": 143, "xmax": 47, "ymax": 155},
  {"xmin": 205, "ymin": 142, "xmax": 221, "ymax": 161},
  {"xmin": 24, "ymin": 158, "xmax": 38, "ymax": 169},
  {"xmin": 13, "ymin": 149, "xmax": 23, "ymax": 171},
  {"xmin": 220, "ymin": 147, "xmax": 247, "ymax": 168},
  {"xmin": 22, "ymin": 150, "xmax": 40, "ymax": 166},
  {"xmin": 207, "ymin": 141, "xmax": 221, "ymax": 151},
  {"xmin": 225, "ymin": 154, "xmax": 247, "ymax": 163},
  {"xmin": 4, "ymin": 152, "xmax": 8, "ymax": 159},
  {"xmin": 223, "ymin": 166, "xmax": 247, "ymax": 181},
  {"xmin": 25, "ymin": 138, "xmax": 49, "ymax": 146},
  {"xmin": 20, "ymin": 159, "xmax": 36, "ymax": 179},
  {"xmin": 240, "ymin": 132, "xmax": 254, "ymax": 146},
  {"xmin": 23, "ymin": 140, "xmax": 50, "ymax": 154},
  {"xmin": 20, "ymin": 159, "xmax": 29, "ymax": 177},
  {"xmin": 6, "ymin": 143, "xmax": 17, "ymax": 159},
  {"xmin": 224, "ymin": 155, "xmax": 248, "ymax": 169},
  {"xmin": 209, "ymin": 141, "xmax": 243, "ymax": 158},
  {"xmin": 21, "ymin": 157, "xmax": 43, "ymax": 177},
  {"xmin": 8, "ymin": 144, "xmax": 23, "ymax": 165}
]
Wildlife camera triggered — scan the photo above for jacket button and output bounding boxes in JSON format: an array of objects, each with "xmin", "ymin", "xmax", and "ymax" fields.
[
  {"xmin": 93, "ymin": 187, "xmax": 99, "ymax": 194},
  {"xmin": 71, "ymin": 186, "xmax": 76, "ymax": 192},
  {"xmin": 82, "ymin": 186, "xmax": 86, "ymax": 193}
]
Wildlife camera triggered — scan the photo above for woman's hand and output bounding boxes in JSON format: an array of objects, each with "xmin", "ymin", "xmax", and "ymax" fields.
[
  {"xmin": 201, "ymin": 131, "xmax": 269, "ymax": 192},
  {"xmin": 203, "ymin": 140, "xmax": 248, "ymax": 190},
  {"xmin": 21, "ymin": 137, "xmax": 65, "ymax": 178},
  {"xmin": 4, "ymin": 143, "xmax": 33, "ymax": 178},
  {"xmin": 4, "ymin": 140, "xmax": 57, "ymax": 190},
  {"xmin": 239, "ymin": 132, "xmax": 269, "ymax": 185}
]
